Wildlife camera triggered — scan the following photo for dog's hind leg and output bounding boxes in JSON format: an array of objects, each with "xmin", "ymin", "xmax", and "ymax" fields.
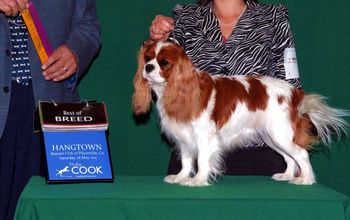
[
  {"xmin": 287, "ymin": 146, "xmax": 315, "ymax": 185},
  {"xmin": 267, "ymin": 131, "xmax": 315, "ymax": 185},
  {"xmin": 265, "ymin": 113, "xmax": 315, "ymax": 185},
  {"xmin": 261, "ymin": 130, "xmax": 298, "ymax": 181},
  {"xmin": 271, "ymin": 150, "xmax": 297, "ymax": 181}
]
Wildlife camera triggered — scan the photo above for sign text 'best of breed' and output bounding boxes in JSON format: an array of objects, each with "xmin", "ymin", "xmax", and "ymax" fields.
[{"xmin": 38, "ymin": 101, "xmax": 114, "ymax": 183}]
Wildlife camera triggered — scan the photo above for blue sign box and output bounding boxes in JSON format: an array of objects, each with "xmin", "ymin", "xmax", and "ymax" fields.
[{"xmin": 43, "ymin": 130, "xmax": 114, "ymax": 183}]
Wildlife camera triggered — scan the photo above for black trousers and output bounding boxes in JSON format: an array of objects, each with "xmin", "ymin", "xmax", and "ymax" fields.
[
  {"xmin": 0, "ymin": 82, "xmax": 45, "ymax": 220},
  {"xmin": 167, "ymin": 147, "xmax": 286, "ymax": 176}
]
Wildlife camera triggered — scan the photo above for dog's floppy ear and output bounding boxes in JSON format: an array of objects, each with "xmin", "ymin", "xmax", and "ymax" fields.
[
  {"xmin": 142, "ymin": 39, "xmax": 154, "ymax": 47},
  {"xmin": 163, "ymin": 48, "xmax": 200, "ymax": 122},
  {"xmin": 132, "ymin": 44, "xmax": 152, "ymax": 115}
]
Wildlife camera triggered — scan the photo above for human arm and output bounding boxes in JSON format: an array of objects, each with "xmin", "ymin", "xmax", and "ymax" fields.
[
  {"xmin": 41, "ymin": 0, "xmax": 101, "ymax": 85},
  {"xmin": 150, "ymin": 15, "xmax": 174, "ymax": 41},
  {"xmin": 269, "ymin": 4, "xmax": 302, "ymax": 88},
  {"xmin": 42, "ymin": 46, "xmax": 78, "ymax": 81},
  {"xmin": 149, "ymin": 3, "xmax": 191, "ymax": 45},
  {"xmin": 149, "ymin": 4, "xmax": 190, "ymax": 50}
]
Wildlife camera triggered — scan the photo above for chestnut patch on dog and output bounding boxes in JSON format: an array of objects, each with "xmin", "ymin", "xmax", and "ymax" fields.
[
  {"xmin": 290, "ymin": 89, "xmax": 314, "ymax": 149},
  {"xmin": 246, "ymin": 77, "xmax": 269, "ymax": 111},
  {"xmin": 197, "ymin": 73, "xmax": 214, "ymax": 116},
  {"xmin": 212, "ymin": 77, "xmax": 247, "ymax": 128},
  {"xmin": 157, "ymin": 44, "xmax": 183, "ymax": 79},
  {"xmin": 278, "ymin": 96, "xmax": 285, "ymax": 105},
  {"xmin": 211, "ymin": 77, "xmax": 269, "ymax": 128},
  {"xmin": 163, "ymin": 45, "xmax": 201, "ymax": 122},
  {"xmin": 143, "ymin": 44, "xmax": 157, "ymax": 62}
]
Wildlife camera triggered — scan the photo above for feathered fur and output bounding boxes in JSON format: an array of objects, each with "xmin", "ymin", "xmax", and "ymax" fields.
[
  {"xmin": 299, "ymin": 94, "xmax": 349, "ymax": 145},
  {"xmin": 132, "ymin": 43, "xmax": 153, "ymax": 115}
]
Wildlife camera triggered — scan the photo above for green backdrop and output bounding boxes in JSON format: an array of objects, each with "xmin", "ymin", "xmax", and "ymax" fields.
[{"xmin": 79, "ymin": 0, "xmax": 350, "ymax": 196}]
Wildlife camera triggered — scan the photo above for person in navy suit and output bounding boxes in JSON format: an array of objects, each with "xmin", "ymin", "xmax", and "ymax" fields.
[{"xmin": 0, "ymin": 1, "xmax": 100, "ymax": 219}]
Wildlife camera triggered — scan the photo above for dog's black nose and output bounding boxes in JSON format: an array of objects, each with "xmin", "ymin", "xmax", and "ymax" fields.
[{"xmin": 145, "ymin": 64, "xmax": 155, "ymax": 73}]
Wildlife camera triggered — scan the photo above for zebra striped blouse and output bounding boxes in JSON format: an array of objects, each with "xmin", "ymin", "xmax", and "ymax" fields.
[
  {"xmin": 172, "ymin": 0, "xmax": 302, "ymax": 89},
  {"xmin": 171, "ymin": 0, "xmax": 302, "ymax": 147}
]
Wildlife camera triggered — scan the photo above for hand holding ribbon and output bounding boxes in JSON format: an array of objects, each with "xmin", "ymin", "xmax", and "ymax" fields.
[
  {"xmin": 0, "ymin": 0, "xmax": 29, "ymax": 16},
  {"xmin": 42, "ymin": 45, "xmax": 78, "ymax": 82}
]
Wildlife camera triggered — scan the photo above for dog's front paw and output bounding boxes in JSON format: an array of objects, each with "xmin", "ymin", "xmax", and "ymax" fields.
[
  {"xmin": 289, "ymin": 177, "xmax": 315, "ymax": 185},
  {"xmin": 272, "ymin": 173, "xmax": 294, "ymax": 181},
  {"xmin": 179, "ymin": 177, "xmax": 210, "ymax": 187},
  {"xmin": 164, "ymin": 175, "xmax": 187, "ymax": 184}
]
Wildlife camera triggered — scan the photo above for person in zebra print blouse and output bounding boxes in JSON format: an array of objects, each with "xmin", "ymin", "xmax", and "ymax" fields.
[{"xmin": 149, "ymin": 0, "xmax": 302, "ymax": 176}]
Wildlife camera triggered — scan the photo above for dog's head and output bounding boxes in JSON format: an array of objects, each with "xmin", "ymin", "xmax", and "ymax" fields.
[
  {"xmin": 132, "ymin": 40, "xmax": 199, "ymax": 117},
  {"xmin": 140, "ymin": 40, "xmax": 190, "ymax": 86}
]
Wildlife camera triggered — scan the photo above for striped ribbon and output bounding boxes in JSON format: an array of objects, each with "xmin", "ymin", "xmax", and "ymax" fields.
[{"xmin": 21, "ymin": 2, "xmax": 53, "ymax": 64}]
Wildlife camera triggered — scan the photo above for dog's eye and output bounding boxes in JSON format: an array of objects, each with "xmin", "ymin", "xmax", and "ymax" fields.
[
  {"xmin": 145, "ymin": 56, "xmax": 151, "ymax": 62},
  {"xmin": 159, "ymin": 59, "xmax": 169, "ymax": 66}
]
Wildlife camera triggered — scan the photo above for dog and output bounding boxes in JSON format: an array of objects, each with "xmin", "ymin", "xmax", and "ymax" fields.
[{"xmin": 132, "ymin": 40, "xmax": 348, "ymax": 187}]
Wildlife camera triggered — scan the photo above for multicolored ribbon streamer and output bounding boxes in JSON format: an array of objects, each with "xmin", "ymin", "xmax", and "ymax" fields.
[{"xmin": 21, "ymin": 2, "xmax": 53, "ymax": 64}]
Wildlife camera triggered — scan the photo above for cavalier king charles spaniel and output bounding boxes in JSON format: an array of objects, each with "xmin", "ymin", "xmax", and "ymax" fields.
[{"xmin": 132, "ymin": 40, "xmax": 348, "ymax": 187}]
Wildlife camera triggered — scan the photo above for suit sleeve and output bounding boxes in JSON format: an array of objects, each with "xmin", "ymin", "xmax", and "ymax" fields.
[
  {"xmin": 65, "ymin": 0, "xmax": 101, "ymax": 89},
  {"xmin": 270, "ymin": 4, "xmax": 302, "ymax": 89}
]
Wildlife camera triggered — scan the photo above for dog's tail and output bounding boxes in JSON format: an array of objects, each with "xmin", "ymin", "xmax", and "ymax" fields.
[{"xmin": 299, "ymin": 94, "xmax": 349, "ymax": 146}]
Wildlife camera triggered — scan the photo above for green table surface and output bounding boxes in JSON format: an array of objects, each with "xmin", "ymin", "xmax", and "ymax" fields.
[{"xmin": 15, "ymin": 175, "xmax": 350, "ymax": 220}]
